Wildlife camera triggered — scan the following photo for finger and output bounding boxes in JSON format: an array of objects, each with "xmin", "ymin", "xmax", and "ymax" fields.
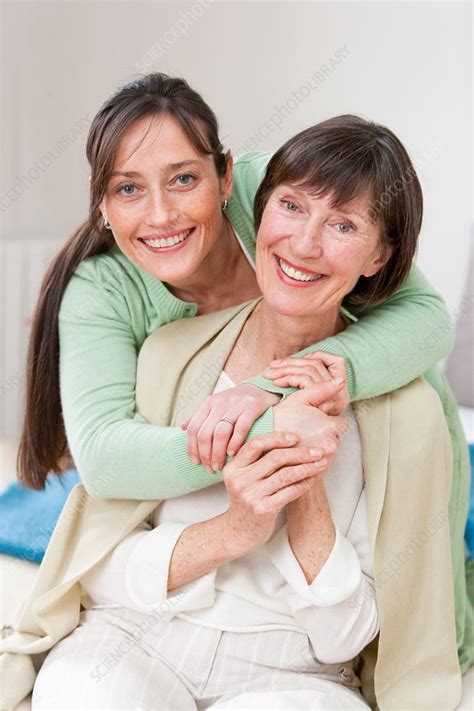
[
  {"xmin": 186, "ymin": 401, "xmax": 212, "ymax": 464},
  {"xmin": 233, "ymin": 445, "xmax": 324, "ymax": 488},
  {"xmin": 304, "ymin": 351, "xmax": 347, "ymax": 379},
  {"xmin": 181, "ymin": 419, "xmax": 190, "ymax": 430},
  {"xmin": 266, "ymin": 361, "xmax": 331, "ymax": 381},
  {"xmin": 286, "ymin": 380, "xmax": 345, "ymax": 407},
  {"xmin": 266, "ymin": 476, "xmax": 320, "ymax": 511},
  {"xmin": 318, "ymin": 400, "xmax": 336, "ymax": 415},
  {"xmin": 269, "ymin": 374, "xmax": 317, "ymax": 389},
  {"xmin": 260, "ymin": 459, "xmax": 328, "ymax": 496},
  {"xmin": 334, "ymin": 415, "xmax": 350, "ymax": 435},
  {"xmin": 226, "ymin": 410, "xmax": 262, "ymax": 456},
  {"xmin": 230, "ymin": 432, "xmax": 300, "ymax": 468},
  {"xmin": 210, "ymin": 418, "xmax": 237, "ymax": 471},
  {"xmin": 196, "ymin": 415, "xmax": 230, "ymax": 469},
  {"xmin": 269, "ymin": 356, "xmax": 329, "ymax": 368}
]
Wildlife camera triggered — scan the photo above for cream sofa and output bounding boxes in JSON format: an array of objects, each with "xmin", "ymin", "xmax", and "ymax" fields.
[{"xmin": 0, "ymin": 437, "xmax": 473, "ymax": 711}]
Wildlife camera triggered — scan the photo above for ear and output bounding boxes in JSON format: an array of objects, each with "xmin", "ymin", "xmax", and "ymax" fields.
[
  {"xmin": 99, "ymin": 198, "xmax": 108, "ymax": 224},
  {"xmin": 362, "ymin": 244, "xmax": 394, "ymax": 278},
  {"xmin": 220, "ymin": 152, "xmax": 234, "ymax": 202}
]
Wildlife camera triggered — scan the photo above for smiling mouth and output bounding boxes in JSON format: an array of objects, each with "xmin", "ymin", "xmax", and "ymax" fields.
[
  {"xmin": 138, "ymin": 228, "xmax": 194, "ymax": 250},
  {"xmin": 276, "ymin": 255, "xmax": 325, "ymax": 283}
]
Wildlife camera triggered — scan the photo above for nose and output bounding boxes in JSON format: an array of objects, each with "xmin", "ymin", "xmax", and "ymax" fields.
[
  {"xmin": 144, "ymin": 188, "xmax": 177, "ymax": 226},
  {"xmin": 289, "ymin": 217, "xmax": 324, "ymax": 260}
]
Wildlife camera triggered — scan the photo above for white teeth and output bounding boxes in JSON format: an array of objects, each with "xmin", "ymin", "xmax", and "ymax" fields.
[
  {"xmin": 143, "ymin": 229, "xmax": 191, "ymax": 249},
  {"xmin": 279, "ymin": 258, "xmax": 321, "ymax": 282}
]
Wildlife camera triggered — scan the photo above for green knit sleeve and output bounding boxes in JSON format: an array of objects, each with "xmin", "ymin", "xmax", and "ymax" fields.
[
  {"xmin": 245, "ymin": 264, "xmax": 454, "ymax": 401},
  {"xmin": 59, "ymin": 268, "xmax": 273, "ymax": 500},
  {"xmin": 227, "ymin": 151, "xmax": 273, "ymax": 249}
]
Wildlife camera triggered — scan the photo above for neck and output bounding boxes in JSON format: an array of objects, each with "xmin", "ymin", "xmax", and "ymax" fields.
[{"xmin": 240, "ymin": 301, "xmax": 346, "ymax": 370}]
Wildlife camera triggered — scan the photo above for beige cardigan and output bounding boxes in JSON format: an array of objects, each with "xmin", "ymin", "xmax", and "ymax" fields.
[{"xmin": 0, "ymin": 300, "xmax": 462, "ymax": 710}]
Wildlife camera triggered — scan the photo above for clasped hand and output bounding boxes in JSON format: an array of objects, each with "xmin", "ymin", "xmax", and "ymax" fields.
[{"xmin": 181, "ymin": 351, "xmax": 350, "ymax": 473}]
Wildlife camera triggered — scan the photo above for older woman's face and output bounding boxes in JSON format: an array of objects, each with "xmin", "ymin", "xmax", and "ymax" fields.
[
  {"xmin": 101, "ymin": 114, "xmax": 231, "ymax": 284},
  {"xmin": 256, "ymin": 184, "xmax": 388, "ymax": 318}
]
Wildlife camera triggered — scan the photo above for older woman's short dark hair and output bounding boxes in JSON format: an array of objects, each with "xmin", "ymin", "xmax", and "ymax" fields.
[{"xmin": 253, "ymin": 115, "xmax": 423, "ymax": 310}]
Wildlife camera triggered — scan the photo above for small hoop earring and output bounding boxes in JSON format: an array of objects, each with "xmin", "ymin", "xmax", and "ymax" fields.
[
  {"xmin": 221, "ymin": 199, "xmax": 228, "ymax": 212},
  {"xmin": 103, "ymin": 217, "xmax": 112, "ymax": 230}
]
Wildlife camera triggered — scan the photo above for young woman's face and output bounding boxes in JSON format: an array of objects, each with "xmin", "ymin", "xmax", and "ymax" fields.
[
  {"xmin": 101, "ymin": 114, "xmax": 232, "ymax": 284},
  {"xmin": 256, "ymin": 184, "xmax": 389, "ymax": 319}
]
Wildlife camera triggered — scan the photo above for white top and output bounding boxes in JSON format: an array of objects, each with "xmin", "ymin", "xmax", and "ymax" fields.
[{"xmin": 81, "ymin": 373, "xmax": 378, "ymax": 664}]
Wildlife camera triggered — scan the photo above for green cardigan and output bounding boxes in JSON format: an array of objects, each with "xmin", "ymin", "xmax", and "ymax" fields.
[
  {"xmin": 58, "ymin": 150, "xmax": 455, "ymax": 500},
  {"xmin": 57, "ymin": 151, "xmax": 473, "ymax": 669}
]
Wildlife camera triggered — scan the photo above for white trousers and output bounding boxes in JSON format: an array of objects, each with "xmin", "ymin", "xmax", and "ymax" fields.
[{"xmin": 32, "ymin": 606, "xmax": 370, "ymax": 711}]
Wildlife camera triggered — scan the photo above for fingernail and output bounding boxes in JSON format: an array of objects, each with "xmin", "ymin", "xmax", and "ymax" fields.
[
  {"xmin": 227, "ymin": 450, "xmax": 235, "ymax": 457},
  {"xmin": 271, "ymin": 359, "xmax": 282, "ymax": 365},
  {"xmin": 333, "ymin": 376, "xmax": 344, "ymax": 385},
  {"xmin": 190, "ymin": 455, "xmax": 199, "ymax": 465},
  {"xmin": 309, "ymin": 448, "xmax": 321, "ymax": 457},
  {"xmin": 211, "ymin": 462, "xmax": 219, "ymax": 472},
  {"xmin": 314, "ymin": 459, "xmax": 327, "ymax": 468},
  {"xmin": 285, "ymin": 433, "xmax": 298, "ymax": 442}
]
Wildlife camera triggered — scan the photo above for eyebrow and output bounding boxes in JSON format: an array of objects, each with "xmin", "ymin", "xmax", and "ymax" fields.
[
  {"xmin": 280, "ymin": 185, "xmax": 369, "ymax": 222},
  {"xmin": 111, "ymin": 159, "xmax": 203, "ymax": 178},
  {"xmin": 336, "ymin": 206, "xmax": 368, "ymax": 222}
]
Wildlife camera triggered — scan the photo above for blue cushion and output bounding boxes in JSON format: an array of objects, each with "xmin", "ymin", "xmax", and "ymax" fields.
[
  {"xmin": 0, "ymin": 469, "xmax": 80, "ymax": 563},
  {"xmin": 465, "ymin": 444, "xmax": 474, "ymax": 559}
]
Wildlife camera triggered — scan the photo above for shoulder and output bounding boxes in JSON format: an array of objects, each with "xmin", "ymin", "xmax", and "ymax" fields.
[
  {"xmin": 71, "ymin": 245, "xmax": 143, "ymax": 285},
  {"xmin": 228, "ymin": 151, "xmax": 273, "ymax": 250},
  {"xmin": 59, "ymin": 246, "xmax": 151, "ymax": 320},
  {"xmin": 355, "ymin": 376, "xmax": 449, "ymax": 455},
  {"xmin": 139, "ymin": 300, "xmax": 259, "ymax": 365},
  {"xmin": 232, "ymin": 151, "xmax": 273, "ymax": 192},
  {"xmin": 390, "ymin": 376, "xmax": 445, "ymax": 424},
  {"xmin": 57, "ymin": 246, "xmax": 167, "ymax": 352}
]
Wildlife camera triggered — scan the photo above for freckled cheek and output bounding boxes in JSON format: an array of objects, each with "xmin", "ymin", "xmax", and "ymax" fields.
[
  {"xmin": 109, "ymin": 194, "xmax": 221, "ymax": 238},
  {"xmin": 325, "ymin": 244, "xmax": 368, "ymax": 277},
  {"xmin": 107, "ymin": 201, "xmax": 145, "ymax": 237},
  {"xmin": 186, "ymin": 190, "xmax": 215, "ymax": 218}
]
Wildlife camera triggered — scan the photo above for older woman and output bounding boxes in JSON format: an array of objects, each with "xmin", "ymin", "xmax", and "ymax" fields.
[{"xmin": 5, "ymin": 116, "xmax": 460, "ymax": 710}]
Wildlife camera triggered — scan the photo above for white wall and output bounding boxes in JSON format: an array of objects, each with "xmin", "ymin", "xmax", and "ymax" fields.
[{"xmin": 0, "ymin": 0, "xmax": 472, "ymax": 435}]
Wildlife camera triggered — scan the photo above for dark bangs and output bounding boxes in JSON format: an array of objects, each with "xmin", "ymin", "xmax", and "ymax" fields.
[
  {"xmin": 270, "ymin": 131, "xmax": 379, "ymax": 213},
  {"xmin": 254, "ymin": 115, "xmax": 423, "ymax": 309}
]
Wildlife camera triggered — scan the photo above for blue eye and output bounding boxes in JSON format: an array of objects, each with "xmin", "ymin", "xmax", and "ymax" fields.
[
  {"xmin": 336, "ymin": 222, "xmax": 354, "ymax": 233},
  {"xmin": 175, "ymin": 174, "xmax": 196, "ymax": 186},
  {"xmin": 117, "ymin": 183, "xmax": 137, "ymax": 197},
  {"xmin": 282, "ymin": 200, "xmax": 299, "ymax": 212}
]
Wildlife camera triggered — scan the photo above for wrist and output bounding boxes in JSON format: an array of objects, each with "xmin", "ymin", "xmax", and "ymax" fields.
[
  {"xmin": 286, "ymin": 482, "xmax": 332, "ymax": 534},
  {"xmin": 218, "ymin": 511, "xmax": 256, "ymax": 559},
  {"xmin": 246, "ymin": 383, "xmax": 281, "ymax": 408}
]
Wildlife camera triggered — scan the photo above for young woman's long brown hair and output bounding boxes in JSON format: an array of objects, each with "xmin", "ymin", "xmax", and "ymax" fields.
[{"xmin": 18, "ymin": 73, "xmax": 227, "ymax": 489}]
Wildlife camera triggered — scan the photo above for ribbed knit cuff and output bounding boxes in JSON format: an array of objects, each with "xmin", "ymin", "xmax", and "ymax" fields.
[
  {"xmin": 244, "ymin": 374, "xmax": 294, "ymax": 400},
  {"xmin": 169, "ymin": 410, "xmax": 273, "ymax": 489},
  {"xmin": 246, "ymin": 405, "xmax": 274, "ymax": 439},
  {"xmin": 244, "ymin": 346, "xmax": 356, "ymax": 402}
]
